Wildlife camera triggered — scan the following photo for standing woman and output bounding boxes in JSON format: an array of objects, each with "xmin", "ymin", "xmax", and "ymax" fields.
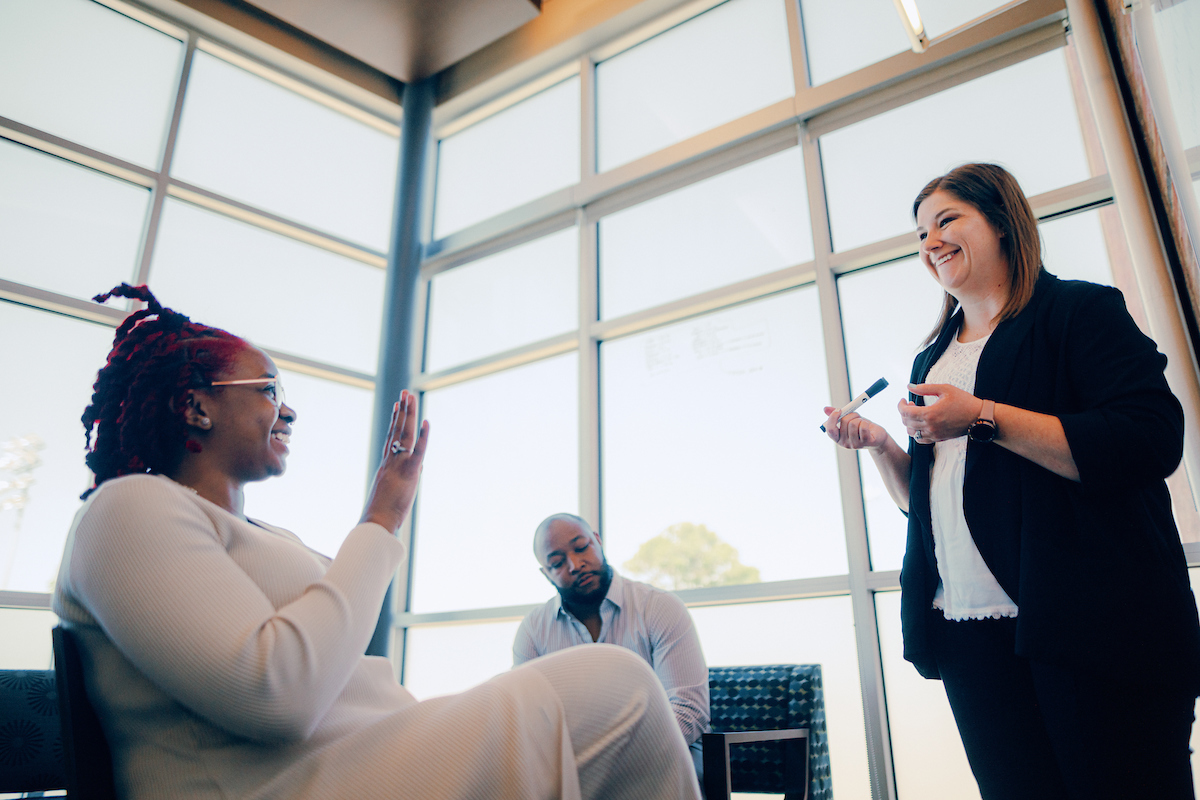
[
  {"xmin": 53, "ymin": 284, "xmax": 701, "ymax": 800},
  {"xmin": 823, "ymin": 164, "xmax": 1200, "ymax": 799}
]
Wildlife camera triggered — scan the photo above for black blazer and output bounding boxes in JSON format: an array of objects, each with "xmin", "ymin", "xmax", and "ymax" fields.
[{"xmin": 900, "ymin": 271, "xmax": 1200, "ymax": 688}]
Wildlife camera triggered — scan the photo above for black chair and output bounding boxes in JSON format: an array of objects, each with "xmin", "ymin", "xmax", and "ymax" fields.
[
  {"xmin": 0, "ymin": 667, "xmax": 66, "ymax": 795},
  {"xmin": 52, "ymin": 626, "xmax": 118, "ymax": 800},
  {"xmin": 704, "ymin": 664, "xmax": 833, "ymax": 800}
]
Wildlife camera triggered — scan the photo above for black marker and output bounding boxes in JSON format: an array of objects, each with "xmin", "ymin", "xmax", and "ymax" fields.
[{"xmin": 820, "ymin": 378, "xmax": 889, "ymax": 432}]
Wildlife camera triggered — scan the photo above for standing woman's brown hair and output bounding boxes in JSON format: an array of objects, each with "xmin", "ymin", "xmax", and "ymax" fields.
[{"xmin": 913, "ymin": 163, "xmax": 1043, "ymax": 345}]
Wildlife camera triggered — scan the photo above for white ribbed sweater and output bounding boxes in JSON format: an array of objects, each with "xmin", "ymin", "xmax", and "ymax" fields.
[{"xmin": 52, "ymin": 474, "xmax": 579, "ymax": 800}]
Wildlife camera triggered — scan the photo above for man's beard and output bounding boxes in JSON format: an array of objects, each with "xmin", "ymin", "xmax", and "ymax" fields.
[{"xmin": 556, "ymin": 561, "xmax": 613, "ymax": 608}]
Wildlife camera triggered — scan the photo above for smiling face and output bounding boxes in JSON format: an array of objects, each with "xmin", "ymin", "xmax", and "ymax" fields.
[
  {"xmin": 916, "ymin": 189, "xmax": 1010, "ymax": 301},
  {"xmin": 192, "ymin": 347, "xmax": 297, "ymax": 484},
  {"xmin": 537, "ymin": 517, "xmax": 612, "ymax": 607}
]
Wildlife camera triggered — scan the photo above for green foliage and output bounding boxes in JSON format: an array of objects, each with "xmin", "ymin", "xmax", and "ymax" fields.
[{"xmin": 621, "ymin": 522, "xmax": 761, "ymax": 591}]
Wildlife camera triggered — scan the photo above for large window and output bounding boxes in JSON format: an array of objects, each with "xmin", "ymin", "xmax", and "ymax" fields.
[
  {"xmin": 0, "ymin": 0, "xmax": 183, "ymax": 166},
  {"xmin": 6, "ymin": 1, "xmax": 1197, "ymax": 798},
  {"xmin": 595, "ymin": 0, "xmax": 794, "ymax": 171},
  {"xmin": 601, "ymin": 290, "xmax": 845, "ymax": 582},
  {"xmin": 0, "ymin": 0, "xmax": 400, "ymax": 666},
  {"xmin": 0, "ymin": 140, "xmax": 149, "ymax": 298},
  {"xmin": 411, "ymin": 354, "xmax": 579, "ymax": 613},
  {"xmin": 819, "ymin": 48, "xmax": 1091, "ymax": 253},
  {"xmin": 598, "ymin": 146, "xmax": 813, "ymax": 319},
  {"xmin": 402, "ymin": 2, "xmax": 1200, "ymax": 799},
  {"xmin": 433, "ymin": 77, "xmax": 580, "ymax": 239}
]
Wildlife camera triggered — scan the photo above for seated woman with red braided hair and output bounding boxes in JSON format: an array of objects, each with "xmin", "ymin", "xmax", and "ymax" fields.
[{"xmin": 52, "ymin": 284, "xmax": 700, "ymax": 800}]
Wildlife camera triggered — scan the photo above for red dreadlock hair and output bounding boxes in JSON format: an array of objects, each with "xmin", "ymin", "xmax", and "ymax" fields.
[{"xmin": 81, "ymin": 283, "xmax": 248, "ymax": 498}]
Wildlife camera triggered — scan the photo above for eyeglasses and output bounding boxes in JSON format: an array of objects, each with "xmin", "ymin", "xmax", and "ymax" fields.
[{"xmin": 206, "ymin": 377, "xmax": 287, "ymax": 409}]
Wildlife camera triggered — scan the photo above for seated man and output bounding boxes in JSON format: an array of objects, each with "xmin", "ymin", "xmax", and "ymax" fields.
[{"xmin": 514, "ymin": 513, "xmax": 710, "ymax": 777}]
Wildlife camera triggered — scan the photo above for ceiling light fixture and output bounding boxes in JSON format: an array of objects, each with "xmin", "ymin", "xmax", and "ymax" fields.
[{"xmin": 893, "ymin": 0, "xmax": 930, "ymax": 53}]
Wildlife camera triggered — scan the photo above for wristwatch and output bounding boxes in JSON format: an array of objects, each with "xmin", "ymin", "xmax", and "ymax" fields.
[{"xmin": 967, "ymin": 399, "xmax": 998, "ymax": 443}]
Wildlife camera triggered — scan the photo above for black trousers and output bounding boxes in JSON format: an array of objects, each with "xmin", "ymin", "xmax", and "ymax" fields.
[{"xmin": 927, "ymin": 610, "xmax": 1197, "ymax": 800}]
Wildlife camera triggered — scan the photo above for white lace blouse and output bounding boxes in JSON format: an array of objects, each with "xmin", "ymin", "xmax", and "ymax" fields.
[{"xmin": 925, "ymin": 333, "xmax": 1019, "ymax": 621}]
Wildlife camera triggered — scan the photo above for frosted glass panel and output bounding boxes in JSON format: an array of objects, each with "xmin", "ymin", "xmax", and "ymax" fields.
[
  {"xmin": 691, "ymin": 597, "xmax": 870, "ymax": 800},
  {"xmin": 0, "ymin": 0, "xmax": 183, "ymax": 167},
  {"xmin": 1151, "ymin": 0, "xmax": 1200, "ymax": 150},
  {"xmin": 837, "ymin": 257, "xmax": 944, "ymax": 571},
  {"xmin": 1039, "ymin": 208, "xmax": 1115, "ymax": 287},
  {"xmin": 918, "ymin": 0, "xmax": 1009, "ymax": 39},
  {"xmin": 150, "ymin": 199, "xmax": 385, "ymax": 375},
  {"xmin": 0, "ymin": 609, "xmax": 58, "ymax": 670},
  {"xmin": 596, "ymin": 0, "xmax": 794, "ymax": 171},
  {"xmin": 0, "ymin": 140, "xmax": 148, "ymax": 300},
  {"xmin": 173, "ymin": 51, "xmax": 399, "ymax": 252},
  {"xmin": 434, "ymin": 78, "xmax": 580, "ymax": 238},
  {"xmin": 800, "ymin": 0, "xmax": 908, "ymax": 86},
  {"xmin": 602, "ymin": 290, "xmax": 847, "ymax": 585},
  {"xmin": 243, "ymin": 370, "xmax": 373, "ymax": 559},
  {"xmin": 821, "ymin": 49, "xmax": 1090, "ymax": 252},
  {"xmin": 427, "ymin": 228, "xmax": 579, "ymax": 372},
  {"xmin": 0, "ymin": 304, "xmax": 115, "ymax": 593},
  {"xmin": 411, "ymin": 354, "xmax": 578, "ymax": 613},
  {"xmin": 876, "ymin": 591, "xmax": 981, "ymax": 800},
  {"xmin": 600, "ymin": 147, "xmax": 813, "ymax": 320},
  {"xmin": 403, "ymin": 620, "xmax": 523, "ymax": 700}
]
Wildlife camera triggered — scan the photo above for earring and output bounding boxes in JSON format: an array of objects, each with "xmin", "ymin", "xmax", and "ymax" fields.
[{"xmin": 199, "ymin": 417, "xmax": 211, "ymax": 429}]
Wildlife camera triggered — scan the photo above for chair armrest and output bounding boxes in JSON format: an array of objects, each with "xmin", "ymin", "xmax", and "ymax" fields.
[{"xmin": 702, "ymin": 728, "xmax": 809, "ymax": 800}]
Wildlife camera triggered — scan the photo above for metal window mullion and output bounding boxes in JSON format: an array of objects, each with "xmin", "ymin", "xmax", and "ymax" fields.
[
  {"xmin": 578, "ymin": 212, "xmax": 602, "ymax": 529},
  {"xmin": 135, "ymin": 32, "xmax": 197, "ymax": 287},
  {"xmin": 0, "ymin": 116, "xmax": 156, "ymax": 186},
  {"xmin": 580, "ymin": 53, "xmax": 598, "ymax": 190},
  {"xmin": 395, "ymin": 571, "xmax": 869, "ymax": 628},
  {"xmin": 578, "ymin": 46, "xmax": 603, "ymax": 555},
  {"xmin": 802, "ymin": 132, "xmax": 896, "ymax": 800},
  {"xmin": 167, "ymin": 181, "xmax": 388, "ymax": 267},
  {"xmin": 783, "ymin": 0, "xmax": 811, "ymax": 93}
]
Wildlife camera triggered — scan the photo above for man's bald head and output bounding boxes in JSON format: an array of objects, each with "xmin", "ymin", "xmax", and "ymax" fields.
[
  {"xmin": 533, "ymin": 512, "xmax": 610, "ymax": 605},
  {"xmin": 533, "ymin": 513, "xmax": 598, "ymax": 561}
]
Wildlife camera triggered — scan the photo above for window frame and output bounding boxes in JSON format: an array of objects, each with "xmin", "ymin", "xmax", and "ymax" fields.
[{"xmin": 400, "ymin": 2, "xmax": 1200, "ymax": 799}]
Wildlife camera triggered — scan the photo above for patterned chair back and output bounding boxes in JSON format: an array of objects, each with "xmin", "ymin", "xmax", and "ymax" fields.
[
  {"xmin": 708, "ymin": 664, "xmax": 833, "ymax": 798},
  {"xmin": 0, "ymin": 669, "xmax": 67, "ymax": 793}
]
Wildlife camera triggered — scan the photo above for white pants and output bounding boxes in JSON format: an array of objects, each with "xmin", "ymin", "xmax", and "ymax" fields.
[
  {"xmin": 257, "ymin": 643, "xmax": 701, "ymax": 800},
  {"xmin": 525, "ymin": 644, "xmax": 702, "ymax": 800}
]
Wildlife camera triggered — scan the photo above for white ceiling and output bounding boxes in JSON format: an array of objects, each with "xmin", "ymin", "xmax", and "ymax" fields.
[{"xmin": 244, "ymin": 0, "xmax": 542, "ymax": 82}]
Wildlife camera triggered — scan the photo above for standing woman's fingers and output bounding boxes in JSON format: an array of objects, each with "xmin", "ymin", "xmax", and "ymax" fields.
[
  {"xmin": 845, "ymin": 416, "xmax": 870, "ymax": 448},
  {"xmin": 823, "ymin": 407, "xmax": 843, "ymax": 441}
]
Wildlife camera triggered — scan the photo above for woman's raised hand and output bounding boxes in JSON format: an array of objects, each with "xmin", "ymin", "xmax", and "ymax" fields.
[
  {"xmin": 823, "ymin": 406, "xmax": 890, "ymax": 451},
  {"xmin": 360, "ymin": 390, "xmax": 430, "ymax": 534}
]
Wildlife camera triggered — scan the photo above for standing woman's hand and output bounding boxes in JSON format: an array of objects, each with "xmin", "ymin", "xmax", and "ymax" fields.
[
  {"xmin": 822, "ymin": 402, "xmax": 913, "ymax": 512},
  {"xmin": 361, "ymin": 390, "xmax": 430, "ymax": 534},
  {"xmin": 901, "ymin": 383, "xmax": 982, "ymax": 443},
  {"xmin": 823, "ymin": 406, "xmax": 890, "ymax": 451}
]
